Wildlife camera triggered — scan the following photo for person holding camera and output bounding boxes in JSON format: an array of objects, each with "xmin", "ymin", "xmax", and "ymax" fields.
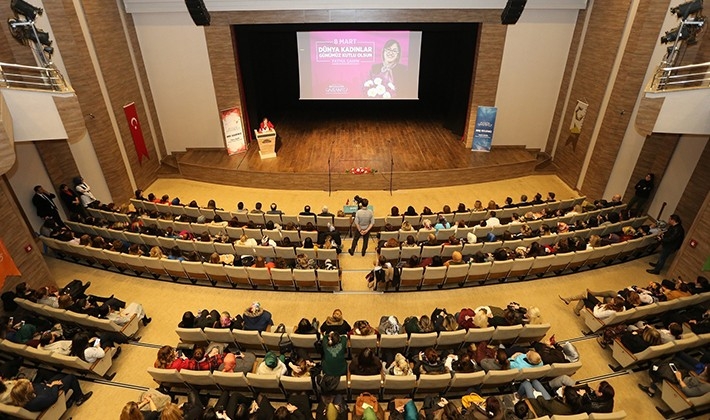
[
  {"xmin": 348, "ymin": 198, "xmax": 374, "ymax": 257},
  {"xmin": 638, "ymin": 356, "xmax": 710, "ymax": 398}
]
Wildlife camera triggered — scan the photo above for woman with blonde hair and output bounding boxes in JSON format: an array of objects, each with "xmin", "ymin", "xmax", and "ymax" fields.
[
  {"xmin": 524, "ymin": 307, "xmax": 543, "ymax": 325},
  {"xmin": 473, "ymin": 309, "xmax": 490, "ymax": 328},
  {"xmin": 149, "ymin": 246, "xmax": 165, "ymax": 259},
  {"xmin": 400, "ymin": 221, "xmax": 413, "ymax": 231},
  {"xmin": 11, "ymin": 375, "xmax": 92, "ymax": 411},
  {"xmin": 387, "ymin": 353, "xmax": 413, "ymax": 376},
  {"xmin": 159, "ymin": 403, "xmax": 184, "ymax": 420}
]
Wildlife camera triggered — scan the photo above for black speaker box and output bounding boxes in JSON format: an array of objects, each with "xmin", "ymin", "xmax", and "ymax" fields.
[
  {"xmin": 501, "ymin": 0, "xmax": 527, "ymax": 25},
  {"xmin": 185, "ymin": 0, "xmax": 210, "ymax": 26}
]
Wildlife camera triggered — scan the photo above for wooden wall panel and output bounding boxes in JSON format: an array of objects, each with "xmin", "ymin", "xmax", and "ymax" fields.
[
  {"xmin": 211, "ymin": 9, "xmax": 501, "ymax": 26},
  {"xmin": 552, "ymin": 0, "xmax": 632, "ymax": 191},
  {"xmin": 545, "ymin": 9, "xmax": 587, "ymax": 155},
  {"xmin": 0, "ymin": 176, "xmax": 54, "ymax": 292},
  {"xmin": 581, "ymin": 0, "xmax": 669, "ymax": 199},
  {"xmin": 82, "ymin": 0, "xmax": 159, "ymax": 194},
  {"xmin": 673, "ymin": 139, "xmax": 710, "ymax": 234},
  {"xmin": 670, "ymin": 190, "xmax": 710, "ymax": 284},
  {"xmin": 634, "ymin": 97, "xmax": 664, "ymax": 137},
  {"xmin": 123, "ymin": 6, "xmax": 167, "ymax": 159},
  {"xmin": 43, "ymin": 0, "xmax": 133, "ymax": 202},
  {"xmin": 464, "ymin": 21, "xmax": 507, "ymax": 148},
  {"xmin": 622, "ymin": 133, "xmax": 679, "ymax": 215},
  {"xmin": 34, "ymin": 140, "xmax": 80, "ymax": 191},
  {"xmin": 205, "ymin": 26, "xmax": 242, "ymax": 114}
]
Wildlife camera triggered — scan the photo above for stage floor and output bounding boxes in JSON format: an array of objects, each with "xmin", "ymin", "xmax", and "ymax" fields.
[{"xmin": 173, "ymin": 115, "xmax": 540, "ymax": 190}]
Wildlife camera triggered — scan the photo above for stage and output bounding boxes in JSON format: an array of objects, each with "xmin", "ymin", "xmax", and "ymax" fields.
[{"xmin": 170, "ymin": 110, "xmax": 541, "ymax": 191}]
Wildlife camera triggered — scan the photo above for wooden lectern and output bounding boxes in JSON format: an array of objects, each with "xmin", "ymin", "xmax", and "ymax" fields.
[{"xmin": 254, "ymin": 129, "xmax": 277, "ymax": 159}]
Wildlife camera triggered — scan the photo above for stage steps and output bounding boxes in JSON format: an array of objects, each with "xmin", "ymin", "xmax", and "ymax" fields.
[
  {"xmin": 156, "ymin": 153, "xmax": 181, "ymax": 177},
  {"xmin": 534, "ymin": 151, "xmax": 557, "ymax": 173}
]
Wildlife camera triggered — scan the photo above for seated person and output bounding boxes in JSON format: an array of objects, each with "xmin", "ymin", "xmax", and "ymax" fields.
[
  {"xmin": 559, "ymin": 289, "xmax": 626, "ymax": 317},
  {"xmin": 256, "ymin": 351, "xmax": 287, "ymax": 377},
  {"xmin": 413, "ymin": 348, "xmax": 448, "ymax": 376},
  {"xmin": 320, "ymin": 309, "xmax": 351, "ymax": 335},
  {"xmin": 9, "ymin": 375, "xmax": 92, "ymax": 411},
  {"xmin": 242, "ymin": 302, "xmax": 273, "ymax": 332},
  {"xmin": 349, "ymin": 348, "xmax": 383, "ymax": 376},
  {"xmin": 618, "ymin": 325, "xmax": 662, "ymax": 353},
  {"xmin": 638, "ymin": 354, "xmax": 710, "ymax": 398},
  {"xmin": 154, "ymin": 345, "xmax": 191, "ymax": 371},
  {"xmin": 509, "ymin": 350, "xmax": 543, "ymax": 369},
  {"xmin": 219, "ymin": 350, "xmax": 257, "ymax": 373},
  {"xmin": 70, "ymin": 333, "xmax": 117, "ymax": 363}
]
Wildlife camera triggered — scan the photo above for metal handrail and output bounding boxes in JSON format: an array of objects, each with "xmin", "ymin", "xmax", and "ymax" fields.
[
  {"xmin": 652, "ymin": 61, "xmax": 710, "ymax": 91},
  {"xmin": 0, "ymin": 62, "xmax": 72, "ymax": 93}
]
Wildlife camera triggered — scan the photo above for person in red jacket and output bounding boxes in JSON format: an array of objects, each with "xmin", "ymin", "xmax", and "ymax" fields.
[
  {"xmin": 258, "ymin": 117, "xmax": 274, "ymax": 132},
  {"xmin": 154, "ymin": 345, "xmax": 191, "ymax": 371}
]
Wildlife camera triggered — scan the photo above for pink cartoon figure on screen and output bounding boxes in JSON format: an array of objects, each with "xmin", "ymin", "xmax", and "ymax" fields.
[
  {"xmin": 258, "ymin": 117, "xmax": 274, "ymax": 132},
  {"xmin": 364, "ymin": 39, "xmax": 408, "ymax": 99}
]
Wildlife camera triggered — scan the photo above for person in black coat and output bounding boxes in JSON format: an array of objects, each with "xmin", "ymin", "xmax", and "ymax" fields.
[
  {"xmin": 647, "ymin": 214, "xmax": 685, "ymax": 274},
  {"xmin": 32, "ymin": 185, "xmax": 64, "ymax": 227},
  {"xmin": 627, "ymin": 173, "xmax": 654, "ymax": 214}
]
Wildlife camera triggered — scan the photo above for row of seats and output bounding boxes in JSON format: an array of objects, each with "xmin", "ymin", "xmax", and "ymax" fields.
[
  {"xmin": 0, "ymin": 338, "xmax": 117, "ymax": 379},
  {"xmin": 40, "ymin": 231, "xmax": 657, "ymax": 293},
  {"xmin": 0, "ymin": 391, "xmax": 70, "ymax": 420},
  {"xmin": 147, "ymin": 361, "xmax": 582, "ymax": 402},
  {"xmin": 129, "ymin": 196, "xmax": 593, "ymax": 228},
  {"xmin": 380, "ymin": 215, "xmax": 645, "ymax": 245},
  {"xmin": 611, "ymin": 329, "xmax": 710, "ymax": 369},
  {"xmin": 580, "ymin": 291, "xmax": 710, "ymax": 333},
  {"xmin": 394, "ymin": 234, "xmax": 660, "ymax": 290},
  {"xmin": 660, "ymin": 376, "xmax": 710, "ymax": 415},
  {"xmin": 64, "ymin": 220, "xmax": 336, "ymax": 259},
  {"xmin": 40, "ymin": 237, "xmax": 340, "ymax": 290},
  {"xmin": 13, "ymin": 297, "xmax": 140, "ymax": 338},
  {"xmin": 176, "ymin": 324, "xmax": 553, "ymax": 358},
  {"xmin": 529, "ymin": 412, "xmax": 626, "ymax": 419}
]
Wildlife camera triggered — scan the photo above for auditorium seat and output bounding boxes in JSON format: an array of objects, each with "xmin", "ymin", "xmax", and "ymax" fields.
[
  {"xmin": 270, "ymin": 268, "xmax": 296, "ymax": 290},
  {"xmin": 421, "ymin": 266, "xmax": 447, "ymax": 289},
  {"xmin": 413, "ymin": 374, "xmax": 451, "ymax": 399},
  {"xmin": 348, "ymin": 374, "xmax": 383, "ymax": 400},
  {"xmin": 509, "ymin": 257, "xmax": 534, "ymax": 280},
  {"xmin": 398, "ymin": 267, "xmax": 423, "ymax": 290},
  {"xmin": 183, "ymin": 261, "xmax": 210, "ymax": 284},
  {"xmin": 246, "ymin": 267, "xmax": 275, "ymax": 289},
  {"xmin": 447, "ymin": 371, "xmax": 486, "ymax": 396},
  {"xmin": 223, "ymin": 266, "xmax": 252, "ymax": 288},
  {"xmin": 203, "ymin": 328, "xmax": 237, "ymax": 346},
  {"xmin": 181, "ymin": 370, "xmax": 219, "ymax": 391},
  {"xmin": 487, "ymin": 260, "xmax": 514, "ymax": 283},
  {"xmin": 233, "ymin": 330, "xmax": 266, "ymax": 354},
  {"xmin": 406, "ymin": 332, "xmax": 438, "ymax": 353},
  {"xmin": 518, "ymin": 365, "xmax": 552, "ymax": 381},
  {"xmin": 316, "ymin": 269, "xmax": 341, "ymax": 291},
  {"xmin": 382, "ymin": 374, "xmax": 416, "ymax": 399},
  {"xmin": 247, "ymin": 373, "xmax": 283, "ymax": 398},
  {"xmin": 436, "ymin": 329, "xmax": 466, "ymax": 350},
  {"xmin": 211, "ymin": 371, "xmax": 251, "ymax": 393},
  {"xmin": 203, "ymin": 262, "xmax": 231, "ymax": 286},
  {"xmin": 443, "ymin": 264, "xmax": 469, "ymax": 287},
  {"xmin": 293, "ymin": 269, "xmax": 318, "ymax": 290},
  {"xmin": 161, "ymin": 259, "xmax": 188, "ymax": 281}
]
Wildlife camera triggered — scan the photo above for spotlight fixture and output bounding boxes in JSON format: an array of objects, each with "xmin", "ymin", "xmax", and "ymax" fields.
[
  {"xmin": 10, "ymin": 0, "xmax": 43, "ymax": 21},
  {"xmin": 660, "ymin": 25, "xmax": 692, "ymax": 43},
  {"xmin": 670, "ymin": 0, "xmax": 703, "ymax": 19}
]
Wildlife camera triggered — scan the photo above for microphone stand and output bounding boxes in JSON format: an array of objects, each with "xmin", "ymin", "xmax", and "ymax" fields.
[{"xmin": 389, "ymin": 140, "xmax": 394, "ymax": 196}]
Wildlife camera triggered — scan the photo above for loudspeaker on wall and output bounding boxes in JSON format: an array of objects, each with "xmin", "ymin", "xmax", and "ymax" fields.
[
  {"xmin": 501, "ymin": 0, "xmax": 527, "ymax": 25},
  {"xmin": 185, "ymin": 0, "xmax": 211, "ymax": 26}
]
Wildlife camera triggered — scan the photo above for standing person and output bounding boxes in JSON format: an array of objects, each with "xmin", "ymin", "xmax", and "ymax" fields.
[
  {"xmin": 73, "ymin": 176, "xmax": 98, "ymax": 208},
  {"xmin": 627, "ymin": 173, "xmax": 654, "ymax": 214},
  {"xmin": 58, "ymin": 184, "xmax": 83, "ymax": 217},
  {"xmin": 647, "ymin": 214, "xmax": 685, "ymax": 275},
  {"xmin": 259, "ymin": 117, "xmax": 274, "ymax": 132},
  {"xmin": 31, "ymin": 185, "xmax": 63, "ymax": 227},
  {"xmin": 348, "ymin": 198, "xmax": 374, "ymax": 257}
]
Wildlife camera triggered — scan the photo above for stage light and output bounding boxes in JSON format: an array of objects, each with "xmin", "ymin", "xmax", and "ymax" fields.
[
  {"xmin": 10, "ymin": 0, "xmax": 43, "ymax": 21},
  {"xmin": 670, "ymin": 0, "xmax": 703, "ymax": 19},
  {"xmin": 661, "ymin": 25, "xmax": 691, "ymax": 43},
  {"xmin": 33, "ymin": 28, "xmax": 51, "ymax": 46}
]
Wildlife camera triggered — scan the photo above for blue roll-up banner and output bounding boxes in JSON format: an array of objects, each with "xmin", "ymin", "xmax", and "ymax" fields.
[{"xmin": 471, "ymin": 106, "xmax": 497, "ymax": 152}]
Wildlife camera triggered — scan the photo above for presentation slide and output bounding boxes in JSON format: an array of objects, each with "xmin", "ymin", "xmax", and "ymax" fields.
[{"xmin": 297, "ymin": 31, "xmax": 422, "ymax": 100}]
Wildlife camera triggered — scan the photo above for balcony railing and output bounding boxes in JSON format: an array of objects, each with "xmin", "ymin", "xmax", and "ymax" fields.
[
  {"xmin": 651, "ymin": 61, "xmax": 710, "ymax": 91},
  {"xmin": 0, "ymin": 62, "xmax": 72, "ymax": 93}
]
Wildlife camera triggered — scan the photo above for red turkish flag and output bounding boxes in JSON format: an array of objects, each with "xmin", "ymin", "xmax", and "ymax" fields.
[{"xmin": 123, "ymin": 102, "xmax": 150, "ymax": 164}]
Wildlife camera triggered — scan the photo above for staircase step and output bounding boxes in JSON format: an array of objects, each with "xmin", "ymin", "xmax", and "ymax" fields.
[{"xmin": 161, "ymin": 154, "xmax": 179, "ymax": 169}]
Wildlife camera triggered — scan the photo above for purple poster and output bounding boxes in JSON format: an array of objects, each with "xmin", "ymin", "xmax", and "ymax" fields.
[{"xmin": 297, "ymin": 31, "xmax": 421, "ymax": 100}]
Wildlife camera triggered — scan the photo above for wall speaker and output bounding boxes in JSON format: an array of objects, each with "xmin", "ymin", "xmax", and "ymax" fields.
[
  {"xmin": 501, "ymin": 0, "xmax": 527, "ymax": 25},
  {"xmin": 185, "ymin": 0, "xmax": 210, "ymax": 26}
]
